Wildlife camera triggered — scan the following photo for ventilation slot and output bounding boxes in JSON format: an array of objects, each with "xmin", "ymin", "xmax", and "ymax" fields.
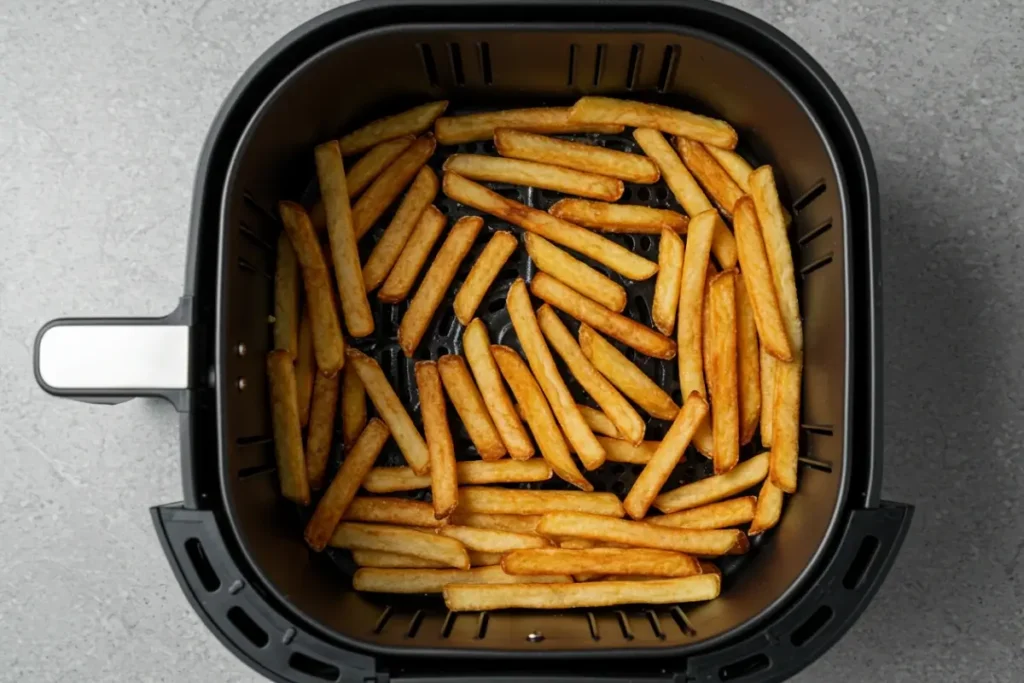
[
  {"xmin": 802, "ymin": 423, "xmax": 834, "ymax": 436},
  {"xmin": 227, "ymin": 607, "xmax": 268, "ymax": 647},
  {"xmin": 800, "ymin": 253, "xmax": 833, "ymax": 277},
  {"xmin": 791, "ymin": 605, "xmax": 833, "ymax": 647},
  {"xmin": 719, "ymin": 653, "xmax": 770, "ymax": 680},
  {"xmin": 567, "ymin": 44, "xmax": 579, "ymax": 86},
  {"xmin": 645, "ymin": 610, "xmax": 666, "ymax": 639},
  {"xmin": 626, "ymin": 44, "xmax": 643, "ymax": 90},
  {"xmin": 239, "ymin": 222, "xmax": 274, "ymax": 251},
  {"xmin": 405, "ymin": 610, "xmax": 425, "ymax": 638},
  {"xmin": 798, "ymin": 218, "xmax": 833, "ymax": 246},
  {"xmin": 593, "ymin": 44, "xmax": 607, "ymax": 87},
  {"xmin": 798, "ymin": 457, "xmax": 833, "ymax": 474},
  {"xmin": 792, "ymin": 180, "xmax": 826, "ymax": 214},
  {"xmin": 448, "ymin": 43, "xmax": 465, "ymax": 86},
  {"xmin": 237, "ymin": 463, "xmax": 277, "ymax": 480},
  {"xmin": 236, "ymin": 434, "xmax": 273, "ymax": 446},
  {"xmin": 586, "ymin": 612, "xmax": 600, "ymax": 641},
  {"xmin": 657, "ymin": 45, "xmax": 681, "ymax": 92},
  {"xmin": 372, "ymin": 605, "xmax": 394, "ymax": 634},
  {"xmin": 477, "ymin": 42, "xmax": 493, "ymax": 85},
  {"xmin": 440, "ymin": 611, "xmax": 457, "ymax": 638},
  {"xmin": 670, "ymin": 606, "xmax": 695, "ymax": 636},
  {"xmin": 418, "ymin": 44, "xmax": 439, "ymax": 87},
  {"xmin": 614, "ymin": 611, "xmax": 634, "ymax": 640},
  {"xmin": 288, "ymin": 652, "xmax": 339, "ymax": 681},
  {"xmin": 184, "ymin": 538, "xmax": 221, "ymax": 592},
  {"xmin": 238, "ymin": 258, "xmax": 272, "ymax": 280},
  {"xmin": 475, "ymin": 611, "xmax": 490, "ymax": 639},
  {"xmin": 242, "ymin": 191, "xmax": 278, "ymax": 223},
  {"xmin": 843, "ymin": 535, "xmax": 880, "ymax": 589}
]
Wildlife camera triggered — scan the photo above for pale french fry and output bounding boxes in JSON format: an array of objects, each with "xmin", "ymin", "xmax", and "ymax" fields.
[
  {"xmin": 577, "ymin": 324, "xmax": 679, "ymax": 420},
  {"xmin": 354, "ymin": 566, "xmax": 569, "ymax": 593},
  {"xmin": 703, "ymin": 145, "xmax": 754, "ymax": 193},
  {"xmin": 462, "ymin": 320, "xmax": 535, "ymax": 459},
  {"xmin": 362, "ymin": 459, "xmax": 553, "ymax": 493},
  {"xmin": 736, "ymin": 274, "xmax": 761, "ymax": 445},
  {"xmin": 654, "ymin": 452, "xmax": 769, "ymax": 513},
  {"xmin": 503, "ymin": 548, "xmax": 701, "ymax": 578},
  {"xmin": 295, "ymin": 309, "xmax": 315, "ymax": 426},
  {"xmin": 524, "ymin": 234, "xmax": 627, "ymax": 312},
  {"xmin": 377, "ymin": 205, "xmax": 446, "ymax": 303},
  {"xmin": 305, "ymin": 370, "xmax": 340, "ymax": 489},
  {"xmin": 676, "ymin": 209, "xmax": 718, "ymax": 400},
  {"xmin": 344, "ymin": 496, "xmax": 444, "ymax": 528},
  {"xmin": 648, "ymin": 497, "xmax": 756, "ymax": 530},
  {"xmin": 492, "ymin": 345, "xmax": 592, "ymax": 491},
  {"xmin": 438, "ymin": 526, "xmax": 551, "ymax": 553},
  {"xmin": 623, "ymin": 393, "xmax": 709, "ymax": 519},
  {"xmin": 341, "ymin": 363, "xmax": 367, "ymax": 449},
  {"xmin": 340, "ymin": 101, "xmax": 448, "ymax": 155},
  {"xmin": 494, "ymin": 128, "xmax": 660, "ymax": 183},
  {"xmin": 532, "ymin": 273, "xmax": 676, "ymax": 360},
  {"xmin": 548, "ymin": 199, "xmax": 688, "ymax": 234},
  {"xmin": 459, "ymin": 487, "xmax": 624, "ymax": 517},
  {"xmin": 435, "ymin": 107, "xmax": 624, "ymax": 145},
  {"xmin": 346, "ymin": 349, "xmax": 430, "ymax": 474},
  {"xmin": 652, "ymin": 229, "xmax": 684, "ymax": 335},
  {"xmin": 315, "ymin": 141, "xmax": 376, "ymax": 337},
  {"xmin": 569, "ymin": 97, "xmax": 737, "ymax": 148},
  {"xmin": 760, "ymin": 349, "xmax": 777, "ymax": 446},
  {"xmin": 748, "ymin": 479, "xmax": 784, "ymax": 535},
  {"xmin": 443, "ymin": 172, "xmax": 657, "ymax": 280},
  {"xmin": 398, "ymin": 215, "xmax": 483, "ymax": 356},
  {"xmin": 454, "ymin": 232, "xmax": 518, "ymax": 325},
  {"xmin": 450, "ymin": 513, "xmax": 543, "ymax": 535},
  {"xmin": 438, "ymin": 354, "xmax": 507, "ymax": 460},
  {"xmin": 537, "ymin": 512, "xmax": 744, "ymax": 556},
  {"xmin": 278, "ymin": 202, "xmax": 345, "ymax": 375},
  {"xmin": 331, "ymin": 523, "xmax": 469, "ymax": 569},
  {"xmin": 506, "ymin": 281, "xmax": 605, "ymax": 469},
  {"xmin": 443, "ymin": 154, "xmax": 623, "ymax": 202},
  {"xmin": 267, "ymin": 350, "xmax": 310, "ymax": 506},
  {"xmin": 361, "ymin": 467, "xmax": 428, "ymax": 493},
  {"xmin": 770, "ymin": 357, "xmax": 802, "ymax": 493},
  {"xmin": 675, "ymin": 137, "xmax": 745, "ymax": 216},
  {"xmin": 734, "ymin": 197, "xmax": 793, "ymax": 360},
  {"xmin": 353, "ymin": 135, "xmax": 437, "ymax": 239},
  {"xmin": 346, "ymin": 136, "xmax": 416, "ymax": 198},
  {"xmin": 707, "ymin": 270, "xmax": 739, "ymax": 474},
  {"xmin": 598, "ymin": 437, "xmax": 660, "ymax": 464},
  {"xmin": 469, "ymin": 551, "xmax": 505, "ymax": 567},
  {"xmin": 362, "ymin": 167, "xmax": 439, "ymax": 291},
  {"xmin": 273, "ymin": 233, "xmax": 300, "ymax": 357},
  {"xmin": 416, "ymin": 361, "xmax": 458, "ymax": 518},
  {"xmin": 353, "ymin": 550, "xmax": 446, "ymax": 569},
  {"xmin": 577, "ymin": 404, "xmax": 621, "ymax": 437}
]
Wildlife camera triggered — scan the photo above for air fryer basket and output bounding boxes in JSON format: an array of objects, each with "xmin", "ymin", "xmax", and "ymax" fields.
[{"xmin": 34, "ymin": 1, "xmax": 912, "ymax": 681}]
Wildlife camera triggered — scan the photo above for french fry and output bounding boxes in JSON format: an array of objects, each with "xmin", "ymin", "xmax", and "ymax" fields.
[
  {"xmin": 352, "ymin": 550, "xmax": 446, "ymax": 569},
  {"xmin": 770, "ymin": 357, "xmax": 802, "ymax": 493},
  {"xmin": 362, "ymin": 460, "xmax": 553, "ymax": 493},
  {"xmin": 736, "ymin": 274, "xmax": 761, "ymax": 445},
  {"xmin": 344, "ymin": 496, "xmax": 445, "ymax": 528},
  {"xmin": 548, "ymin": 199, "xmax": 689, "ymax": 234},
  {"xmin": 492, "ymin": 345, "xmax": 592, "ymax": 490},
  {"xmin": 537, "ymin": 305, "xmax": 645, "ymax": 444},
  {"xmin": 675, "ymin": 137, "xmax": 745, "ymax": 216},
  {"xmin": 278, "ymin": 202, "xmax": 345, "ymax": 376},
  {"xmin": 362, "ymin": 166, "xmax": 439, "ymax": 291},
  {"xmin": 654, "ymin": 452, "xmax": 769, "ymax": 513},
  {"xmin": 377, "ymin": 205, "xmax": 446, "ymax": 303},
  {"xmin": 398, "ymin": 215, "xmax": 483, "ymax": 356},
  {"xmin": 462, "ymin": 320, "xmax": 535, "ymax": 459},
  {"xmin": 734, "ymin": 197, "xmax": 792, "ymax": 360},
  {"xmin": 443, "ymin": 172, "xmax": 657, "ymax": 280},
  {"xmin": 445, "ymin": 573, "xmax": 720, "ymax": 611},
  {"xmin": 494, "ymin": 128, "xmax": 660, "ymax": 183},
  {"xmin": 459, "ymin": 487, "xmax": 624, "ymax": 517},
  {"xmin": 676, "ymin": 209, "xmax": 718, "ymax": 400},
  {"xmin": 502, "ymin": 548, "xmax": 701, "ymax": 577},
  {"xmin": 537, "ymin": 512, "xmax": 744, "ymax": 556},
  {"xmin": 454, "ymin": 231, "xmax": 518, "ymax": 325},
  {"xmin": 760, "ymin": 349, "xmax": 777, "ymax": 446},
  {"xmin": 266, "ymin": 351, "xmax": 310, "ymax": 506},
  {"xmin": 295, "ymin": 309, "xmax": 315, "ymax": 426},
  {"xmin": 416, "ymin": 361, "xmax": 458, "ymax": 518},
  {"xmin": 623, "ymin": 393, "xmax": 709, "ymax": 519},
  {"xmin": 305, "ymin": 370, "xmax": 340, "ymax": 489},
  {"xmin": 531, "ymin": 273, "xmax": 676, "ymax": 360},
  {"xmin": 450, "ymin": 513, "xmax": 543, "ymax": 535},
  {"xmin": 702, "ymin": 261, "xmax": 719, "ymax": 397},
  {"xmin": 648, "ymin": 497, "xmax": 756, "ymax": 530},
  {"xmin": 352, "ymin": 135, "xmax": 437, "ymax": 239},
  {"xmin": 273, "ymin": 233, "xmax": 300, "ymax": 357},
  {"xmin": 749, "ymin": 479, "xmax": 784, "ymax": 535},
  {"xmin": 598, "ymin": 437, "xmax": 660, "ymax": 464},
  {"xmin": 703, "ymin": 145, "xmax": 754, "ymax": 193},
  {"xmin": 707, "ymin": 270, "xmax": 739, "ymax": 474},
  {"xmin": 524, "ymin": 234, "xmax": 627, "ymax": 312},
  {"xmin": 652, "ymin": 229, "xmax": 684, "ymax": 335},
  {"xmin": 341, "ymin": 363, "xmax": 367, "ymax": 449},
  {"xmin": 346, "ymin": 349, "xmax": 430, "ymax": 474},
  {"xmin": 339, "ymin": 101, "xmax": 448, "ymax": 155},
  {"xmin": 303, "ymin": 419, "xmax": 389, "ymax": 550},
  {"xmin": 700, "ymin": 561, "xmax": 722, "ymax": 576},
  {"xmin": 577, "ymin": 324, "xmax": 679, "ymax": 420},
  {"xmin": 577, "ymin": 404, "xmax": 621, "ymax": 437},
  {"xmin": 506, "ymin": 280, "xmax": 605, "ymax": 469},
  {"xmin": 331, "ymin": 523, "xmax": 469, "ymax": 569},
  {"xmin": 443, "ymin": 154, "xmax": 623, "ymax": 202},
  {"xmin": 469, "ymin": 551, "xmax": 505, "ymax": 567},
  {"xmin": 354, "ymin": 566, "xmax": 569, "ymax": 593},
  {"xmin": 438, "ymin": 526, "xmax": 551, "ymax": 553},
  {"xmin": 314, "ymin": 141, "xmax": 376, "ymax": 338},
  {"xmin": 435, "ymin": 107, "xmax": 624, "ymax": 145},
  {"xmin": 438, "ymin": 354, "xmax": 507, "ymax": 460},
  {"xmin": 570, "ymin": 97, "xmax": 737, "ymax": 148}
]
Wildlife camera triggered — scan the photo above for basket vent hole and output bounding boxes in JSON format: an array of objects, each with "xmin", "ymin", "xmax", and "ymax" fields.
[
  {"xmin": 373, "ymin": 605, "xmax": 394, "ymax": 634},
  {"xmin": 448, "ymin": 43, "xmax": 465, "ymax": 85},
  {"xmin": 586, "ymin": 612, "xmax": 600, "ymax": 640},
  {"xmin": 800, "ymin": 253, "xmax": 833, "ymax": 278},
  {"xmin": 670, "ymin": 606, "xmax": 696, "ymax": 636},
  {"xmin": 288, "ymin": 653, "xmax": 339, "ymax": 681},
  {"xmin": 719, "ymin": 653, "xmax": 770, "ymax": 680},
  {"xmin": 798, "ymin": 218, "xmax": 833, "ymax": 246},
  {"xmin": 645, "ymin": 610, "xmax": 666, "ymax": 639},
  {"xmin": 477, "ymin": 42, "xmax": 493, "ymax": 85},
  {"xmin": 243, "ymin": 191, "xmax": 278, "ymax": 223},
  {"xmin": 639, "ymin": 235, "xmax": 653, "ymax": 252},
  {"xmin": 406, "ymin": 610, "xmax": 425, "ymax": 638},
  {"xmin": 487, "ymin": 297, "xmax": 506, "ymax": 314},
  {"xmin": 239, "ymin": 221, "xmax": 274, "ymax": 251},
  {"xmin": 593, "ymin": 44, "xmax": 607, "ymax": 86},
  {"xmin": 843, "ymin": 535, "xmax": 880, "ymax": 589},
  {"xmin": 440, "ymin": 611, "xmax": 457, "ymax": 638},
  {"xmin": 567, "ymin": 44, "xmax": 578, "ymax": 86},
  {"xmin": 614, "ymin": 610, "xmax": 634, "ymax": 640},
  {"xmin": 792, "ymin": 179, "xmax": 826, "ymax": 214},
  {"xmin": 436, "ymin": 345, "xmax": 450, "ymax": 358},
  {"xmin": 236, "ymin": 434, "xmax": 272, "ymax": 447},
  {"xmin": 418, "ymin": 43, "xmax": 439, "ymax": 87},
  {"xmin": 657, "ymin": 45, "xmax": 682, "ymax": 92},
  {"xmin": 227, "ymin": 607, "xmax": 268, "ymax": 647},
  {"xmin": 655, "ymin": 186, "xmax": 668, "ymax": 201},
  {"xmin": 791, "ymin": 605, "xmax": 833, "ymax": 647},
  {"xmin": 636, "ymin": 187, "xmax": 651, "ymax": 202},
  {"xmin": 626, "ymin": 44, "xmax": 643, "ymax": 90},
  {"xmin": 237, "ymin": 463, "xmax": 276, "ymax": 480},
  {"xmin": 475, "ymin": 611, "xmax": 490, "ymax": 639},
  {"xmin": 184, "ymin": 538, "xmax": 221, "ymax": 592},
  {"xmin": 801, "ymin": 423, "xmax": 834, "ymax": 436}
]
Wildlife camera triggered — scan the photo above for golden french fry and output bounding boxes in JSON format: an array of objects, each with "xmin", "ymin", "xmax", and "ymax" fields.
[
  {"xmin": 278, "ymin": 202, "xmax": 345, "ymax": 375},
  {"xmin": 532, "ymin": 273, "xmax": 676, "ymax": 360},
  {"xmin": 273, "ymin": 233, "xmax": 300, "ymax": 357},
  {"xmin": 344, "ymin": 496, "xmax": 445, "ymax": 528},
  {"xmin": 702, "ymin": 261, "xmax": 719, "ymax": 397},
  {"xmin": 654, "ymin": 452, "xmax": 769, "ymax": 513},
  {"xmin": 623, "ymin": 393, "xmax": 708, "ymax": 519},
  {"xmin": 675, "ymin": 137, "xmax": 745, "ymax": 216},
  {"xmin": 340, "ymin": 101, "xmax": 448, "ymax": 155},
  {"xmin": 699, "ymin": 561, "xmax": 722, "ymax": 576},
  {"xmin": 459, "ymin": 487, "xmax": 624, "ymax": 517},
  {"xmin": 354, "ymin": 566, "xmax": 569, "ymax": 593},
  {"xmin": 437, "ymin": 354, "xmax": 507, "ymax": 460},
  {"xmin": 377, "ymin": 205, "xmax": 446, "ymax": 303},
  {"xmin": 362, "ymin": 459, "xmax": 553, "ymax": 493},
  {"xmin": 416, "ymin": 361, "xmax": 458, "ymax": 518},
  {"xmin": 503, "ymin": 548, "xmax": 701, "ymax": 577},
  {"xmin": 443, "ymin": 172, "xmax": 657, "ymax": 280},
  {"xmin": 353, "ymin": 135, "xmax": 437, "ymax": 239},
  {"xmin": 443, "ymin": 153, "xmax": 623, "ymax": 202},
  {"xmin": 704, "ymin": 145, "xmax": 753, "ymax": 192},
  {"xmin": 577, "ymin": 324, "xmax": 679, "ymax": 420},
  {"xmin": 454, "ymin": 232, "xmax": 518, "ymax": 325},
  {"xmin": 524, "ymin": 234, "xmax": 627, "ymax": 312},
  {"xmin": 450, "ymin": 513, "xmax": 543, "ymax": 535},
  {"xmin": 438, "ymin": 526, "xmax": 551, "ymax": 553},
  {"xmin": 548, "ymin": 199, "xmax": 688, "ymax": 234},
  {"xmin": 734, "ymin": 197, "xmax": 793, "ymax": 360},
  {"xmin": 360, "ymin": 467, "xmax": 428, "ymax": 493},
  {"xmin": 462, "ymin": 320, "xmax": 535, "ymax": 459},
  {"xmin": 362, "ymin": 167, "xmax": 439, "ymax": 291},
  {"xmin": 266, "ymin": 351, "xmax": 310, "ymax": 506},
  {"xmin": 598, "ymin": 437, "xmax": 660, "ymax": 464},
  {"xmin": 305, "ymin": 370, "xmax": 340, "ymax": 489},
  {"xmin": 506, "ymin": 281, "xmax": 605, "ymax": 469},
  {"xmin": 707, "ymin": 270, "xmax": 739, "ymax": 474},
  {"xmin": 577, "ymin": 404, "xmax": 621, "ymax": 437},
  {"xmin": 398, "ymin": 215, "xmax": 483, "ymax": 356},
  {"xmin": 749, "ymin": 479, "xmax": 784, "ymax": 535},
  {"xmin": 649, "ymin": 496, "xmax": 756, "ymax": 530},
  {"xmin": 331, "ymin": 523, "xmax": 469, "ymax": 569},
  {"xmin": 346, "ymin": 349, "xmax": 430, "ymax": 474},
  {"xmin": 538, "ymin": 512, "xmax": 744, "ymax": 556},
  {"xmin": 494, "ymin": 128, "xmax": 659, "ymax": 183},
  {"xmin": 469, "ymin": 551, "xmax": 505, "ymax": 567},
  {"xmin": 652, "ymin": 229, "xmax": 684, "ymax": 335},
  {"xmin": 435, "ymin": 107, "xmax": 624, "ymax": 145},
  {"xmin": 352, "ymin": 550, "xmax": 446, "ymax": 569},
  {"xmin": 569, "ymin": 97, "xmax": 737, "ymax": 148},
  {"xmin": 760, "ymin": 349, "xmax": 777, "ymax": 446},
  {"xmin": 736, "ymin": 274, "xmax": 761, "ymax": 445},
  {"xmin": 295, "ymin": 309, "xmax": 315, "ymax": 426},
  {"xmin": 676, "ymin": 209, "xmax": 718, "ymax": 400},
  {"xmin": 341, "ymin": 363, "xmax": 367, "ymax": 449},
  {"xmin": 770, "ymin": 357, "xmax": 802, "ymax": 493}
]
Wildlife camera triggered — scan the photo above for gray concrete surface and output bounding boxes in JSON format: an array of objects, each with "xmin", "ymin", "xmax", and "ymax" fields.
[{"xmin": 1, "ymin": 0, "xmax": 1021, "ymax": 680}]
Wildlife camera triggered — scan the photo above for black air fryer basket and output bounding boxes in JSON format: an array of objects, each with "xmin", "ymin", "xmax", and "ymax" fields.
[{"xmin": 33, "ymin": 1, "xmax": 912, "ymax": 681}]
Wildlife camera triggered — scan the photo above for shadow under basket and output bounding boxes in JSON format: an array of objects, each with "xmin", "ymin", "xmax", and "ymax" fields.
[{"xmin": 34, "ymin": 1, "xmax": 912, "ymax": 681}]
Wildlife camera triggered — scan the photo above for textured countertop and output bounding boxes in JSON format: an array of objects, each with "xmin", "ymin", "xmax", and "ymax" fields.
[{"xmin": 2, "ymin": 0, "xmax": 1022, "ymax": 681}]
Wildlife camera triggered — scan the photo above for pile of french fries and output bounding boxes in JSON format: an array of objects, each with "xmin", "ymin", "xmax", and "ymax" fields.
[{"xmin": 269, "ymin": 97, "xmax": 803, "ymax": 612}]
